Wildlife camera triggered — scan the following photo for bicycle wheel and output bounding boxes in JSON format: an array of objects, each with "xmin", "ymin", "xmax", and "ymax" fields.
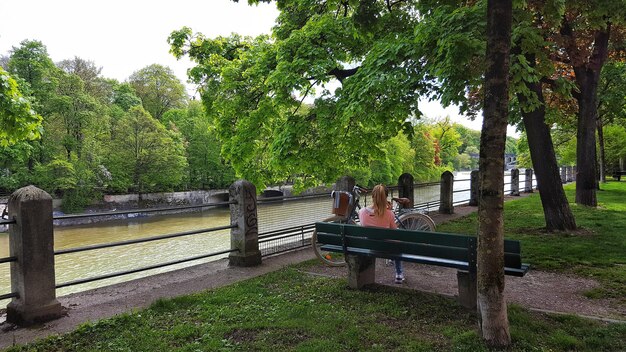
[
  {"xmin": 311, "ymin": 215, "xmax": 354, "ymax": 267},
  {"xmin": 397, "ymin": 212, "xmax": 436, "ymax": 232}
]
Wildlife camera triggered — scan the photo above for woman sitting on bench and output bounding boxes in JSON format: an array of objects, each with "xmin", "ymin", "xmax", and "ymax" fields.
[{"xmin": 357, "ymin": 184, "xmax": 404, "ymax": 284}]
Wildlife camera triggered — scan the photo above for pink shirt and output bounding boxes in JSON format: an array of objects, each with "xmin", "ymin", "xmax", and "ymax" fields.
[{"xmin": 358, "ymin": 207, "xmax": 397, "ymax": 229}]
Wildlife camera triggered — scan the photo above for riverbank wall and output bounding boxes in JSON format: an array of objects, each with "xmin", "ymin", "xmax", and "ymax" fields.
[{"xmin": 1, "ymin": 187, "xmax": 299, "ymax": 229}]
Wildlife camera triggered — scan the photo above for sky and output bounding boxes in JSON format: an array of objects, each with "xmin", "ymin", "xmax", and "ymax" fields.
[{"xmin": 0, "ymin": 0, "xmax": 500, "ymax": 134}]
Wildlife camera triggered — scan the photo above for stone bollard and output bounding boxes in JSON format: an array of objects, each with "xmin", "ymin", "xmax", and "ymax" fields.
[
  {"xmin": 439, "ymin": 171, "xmax": 454, "ymax": 214},
  {"xmin": 228, "ymin": 180, "xmax": 262, "ymax": 267},
  {"xmin": 397, "ymin": 173, "xmax": 414, "ymax": 208},
  {"xmin": 566, "ymin": 166, "xmax": 573, "ymax": 182},
  {"xmin": 510, "ymin": 168, "xmax": 520, "ymax": 196},
  {"xmin": 469, "ymin": 170, "xmax": 479, "ymax": 206},
  {"xmin": 524, "ymin": 168, "xmax": 534, "ymax": 193},
  {"xmin": 6, "ymin": 186, "xmax": 64, "ymax": 326}
]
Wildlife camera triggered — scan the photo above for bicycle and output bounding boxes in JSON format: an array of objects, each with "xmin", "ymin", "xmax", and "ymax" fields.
[{"xmin": 311, "ymin": 185, "xmax": 436, "ymax": 266}]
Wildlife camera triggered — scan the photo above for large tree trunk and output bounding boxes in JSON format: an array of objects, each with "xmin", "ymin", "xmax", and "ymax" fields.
[
  {"xmin": 518, "ymin": 80, "xmax": 577, "ymax": 231},
  {"xmin": 561, "ymin": 22, "xmax": 610, "ymax": 207},
  {"xmin": 597, "ymin": 116, "xmax": 606, "ymax": 183},
  {"xmin": 574, "ymin": 66, "xmax": 600, "ymax": 206},
  {"xmin": 477, "ymin": 0, "xmax": 512, "ymax": 347}
]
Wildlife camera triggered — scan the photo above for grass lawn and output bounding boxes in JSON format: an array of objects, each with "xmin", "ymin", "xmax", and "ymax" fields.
[
  {"xmin": 4, "ymin": 182, "xmax": 626, "ymax": 351},
  {"xmin": 5, "ymin": 268, "xmax": 626, "ymax": 352},
  {"xmin": 437, "ymin": 181, "xmax": 626, "ymax": 301}
]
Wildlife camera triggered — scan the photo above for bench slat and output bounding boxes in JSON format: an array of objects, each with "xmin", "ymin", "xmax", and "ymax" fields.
[
  {"xmin": 504, "ymin": 240, "xmax": 520, "ymax": 253},
  {"xmin": 316, "ymin": 222, "xmax": 472, "ymax": 248},
  {"xmin": 320, "ymin": 244, "xmax": 530, "ymax": 277},
  {"xmin": 319, "ymin": 244, "xmax": 472, "ymax": 271},
  {"xmin": 316, "ymin": 232, "xmax": 471, "ymax": 262}
]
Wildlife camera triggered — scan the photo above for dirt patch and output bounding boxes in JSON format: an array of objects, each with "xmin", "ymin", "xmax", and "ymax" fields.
[{"xmin": 301, "ymin": 260, "xmax": 626, "ymax": 321}]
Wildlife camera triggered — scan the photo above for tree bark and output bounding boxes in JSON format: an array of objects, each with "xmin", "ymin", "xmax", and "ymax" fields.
[
  {"xmin": 574, "ymin": 66, "xmax": 600, "ymax": 206},
  {"xmin": 517, "ymin": 79, "xmax": 577, "ymax": 231},
  {"xmin": 477, "ymin": 0, "xmax": 512, "ymax": 348},
  {"xmin": 561, "ymin": 21, "xmax": 610, "ymax": 207},
  {"xmin": 597, "ymin": 116, "xmax": 606, "ymax": 183}
]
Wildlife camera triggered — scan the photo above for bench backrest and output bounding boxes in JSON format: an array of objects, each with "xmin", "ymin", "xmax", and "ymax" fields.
[{"xmin": 315, "ymin": 222, "xmax": 524, "ymax": 273}]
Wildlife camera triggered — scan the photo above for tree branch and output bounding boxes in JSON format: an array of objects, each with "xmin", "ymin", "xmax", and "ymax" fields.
[{"xmin": 328, "ymin": 67, "xmax": 359, "ymax": 83}]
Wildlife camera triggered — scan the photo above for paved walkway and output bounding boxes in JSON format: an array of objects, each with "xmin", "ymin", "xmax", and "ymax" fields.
[{"xmin": 1, "ymin": 194, "xmax": 622, "ymax": 349}]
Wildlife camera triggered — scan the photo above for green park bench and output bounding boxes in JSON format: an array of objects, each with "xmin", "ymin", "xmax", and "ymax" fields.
[
  {"xmin": 612, "ymin": 170, "xmax": 626, "ymax": 181},
  {"xmin": 314, "ymin": 222, "xmax": 530, "ymax": 309}
]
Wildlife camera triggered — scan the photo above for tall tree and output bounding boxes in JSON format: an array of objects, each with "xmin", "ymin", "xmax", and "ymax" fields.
[
  {"xmin": 106, "ymin": 106, "xmax": 187, "ymax": 194},
  {"xmin": 7, "ymin": 40, "xmax": 60, "ymax": 168},
  {"xmin": 477, "ymin": 0, "xmax": 512, "ymax": 347},
  {"xmin": 128, "ymin": 64, "xmax": 188, "ymax": 120},
  {"xmin": 57, "ymin": 56, "xmax": 111, "ymax": 103},
  {"xmin": 412, "ymin": 1, "xmax": 579, "ymax": 231},
  {"xmin": 0, "ymin": 67, "xmax": 42, "ymax": 146},
  {"xmin": 550, "ymin": 1, "xmax": 626, "ymax": 206}
]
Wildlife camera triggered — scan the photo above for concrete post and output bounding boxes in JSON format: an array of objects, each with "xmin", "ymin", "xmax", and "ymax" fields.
[
  {"xmin": 566, "ymin": 166, "xmax": 573, "ymax": 182},
  {"xmin": 439, "ymin": 171, "xmax": 454, "ymax": 214},
  {"xmin": 397, "ymin": 173, "xmax": 414, "ymax": 208},
  {"xmin": 510, "ymin": 168, "xmax": 520, "ymax": 196},
  {"xmin": 335, "ymin": 175, "xmax": 356, "ymax": 193},
  {"xmin": 469, "ymin": 170, "xmax": 479, "ymax": 206},
  {"xmin": 335, "ymin": 175, "xmax": 356, "ymax": 214},
  {"xmin": 228, "ymin": 180, "xmax": 262, "ymax": 267},
  {"xmin": 6, "ymin": 186, "xmax": 63, "ymax": 326},
  {"xmin": 346, "ymin": 254, "xmax": 376, "ymax": 289},
  {"xmin": 457, "ymin": 270, "xmax": 477, "ymax": 310},
  {"xmin": 524, "ymin": 168, "xmax": 534, "ymax": 193},
  {"xmin": 560, "ymin": 167, "xmax": 567, "ymax": 183}
]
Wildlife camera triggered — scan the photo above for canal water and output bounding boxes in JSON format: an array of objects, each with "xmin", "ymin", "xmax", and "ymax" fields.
[{"xmin": 1, "ymin": 171, "xmax": 529, "ymax": 302}]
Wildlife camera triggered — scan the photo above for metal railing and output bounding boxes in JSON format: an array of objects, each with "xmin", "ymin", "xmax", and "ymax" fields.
[{"xmin": 1, "ymin": 169, "xmax": 551, "ymax": 304}]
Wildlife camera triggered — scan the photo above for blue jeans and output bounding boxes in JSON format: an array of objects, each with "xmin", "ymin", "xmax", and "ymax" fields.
[{"xmin": 394, "ymin": 260, "xmax": 403, "ymax": 276}]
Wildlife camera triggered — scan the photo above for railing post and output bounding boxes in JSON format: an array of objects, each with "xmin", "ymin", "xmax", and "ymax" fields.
[
  {"xmin": 398, "ymin": 173, "xmax": 414, "ymax": 208},
  {"xmin": 524, "ymin": 168, "xmax": 534, "ymax": 192},
  {"xmin": 439, "ymin": 171, "xmax": 454, "ymax": 214},
  {"xmin": 6, "ymin": 186, "xmax": 63, "ymax": 326},
  {"xmin": 560, "ymin": 167, "xmax": 567, "ymax": 183},
  {"xmin": 510, "ymin": 168, "xmax": 520, "ymax": 196},
  {"xmin": 469, "ymin": 170, "xmax": 479, "ymax": 206},
  {"xmin": 228, "ymin": 180, "xmax": 261, "ymax": 267}
]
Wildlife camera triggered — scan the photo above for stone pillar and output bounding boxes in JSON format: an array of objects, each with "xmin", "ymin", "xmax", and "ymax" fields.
[
  {"xmin": 439, "ymin": 171, "xmax": 454, "ymax": 214},
  {"xmin": 346, "ymin": 254, "xmax": 376, "ymax": 289},
  {"xmin": 335, "ymin": 175, "xmax": 356, "ymax": 214},
  {"xmin": 560, "ymin": 167, "xmax": 567, "ymax": 184},
  {"xmin": 566, "ymin": 166, "xmax": 573, "ymax": 182},
  {"xmin": 510, "ymin": 168, "xmax": 520, "ymax": 196},
  {"xmin": 397, "ymin": 173, "xmax": 414, "ymax": 208},
  {"xmin": 524, "ymin": 168, "xmax": 534, "ymax": 193},
  {"xmin": 469, "ymin": 170, "xmax": 479, "ymax": 206},
  {"xmin": 457, "ymin": 270, "xmax": 477, "ymax": 310},
  {"xmin": 6, "ymin": 186, "xmax": 63, "ymax": 326},
  {"xmin": 228, "ymin": 180, "xmax": 262, "ymax": 267},
  {"xmin": 335, "ymin": 175, "xmax": 356, "ymax": 193}
]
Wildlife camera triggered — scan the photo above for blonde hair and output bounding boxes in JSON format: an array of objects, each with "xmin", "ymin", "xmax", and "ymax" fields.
[{"xmin": 371, "ymin": 184, "xmax": 388, "ymax": 217}]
